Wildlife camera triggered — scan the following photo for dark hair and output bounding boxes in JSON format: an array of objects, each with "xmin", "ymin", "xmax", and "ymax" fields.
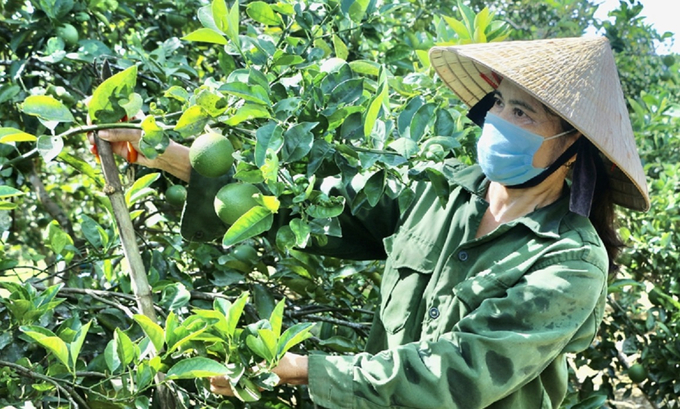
[{"xmin": 548, "ymin": 111, "xmax": 624, "ymax": 278}]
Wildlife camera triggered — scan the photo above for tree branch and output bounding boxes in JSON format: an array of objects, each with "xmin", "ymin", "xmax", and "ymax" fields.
[{"xmin": 0, "ymin": 360, "xmax": 91, "ymax": 409}]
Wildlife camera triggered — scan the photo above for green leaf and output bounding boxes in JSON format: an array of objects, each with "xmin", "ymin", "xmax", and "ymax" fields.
[
  {"xmin": 0, "ymin": 127, "xmax": 37, "ymax": 143},
  {"xmin": 364, "ymin": 82, "xmax": 387, "ymax": 136},
  {"xmin": 80, "ymin": 215, "xmax": 108, "ymax": 249},
  {"xmin": 276, "ymin": 322, "xmax": 315, "ymax": 358},
  {"xmin": 0, "ymin": 186, "xmax": 23, "ymax": 199},
  {"xmin": 196, "ymin": 89, "xmax": 228, "ymax": 117},
  {"xmin": 47, "ymin": 221, "xmax": 74, "ymax": 255},
  {"xmin": 398, "ymin": 96, "xmax": 425, "ymax": 138},
  {"xmin": 139, "ymin": 116, "xmax": 169, "ymax": 160},
  {"xmin": 272, "ymin": 53, "xmax": 305, "ymax": 67},
  {"xmin": 57, "ymin": 152, "xmax": 104, "ymax": 187},
  {"xmin": 341, "ymin": 0, "xmax": 369, "ymax": 23},
  {"xmin": 104, "ymin": 339, "xmax": 121, "ymax": 373},
  {"xmin": 88, "ymin": 66, "xmax": 138, "ymax": 123},
  {"xmin": 363, "ymin": 170, "xmax": 385, "ymax": 207},
  {"xmin": 160, "ymin": 282, "xmax": 192, "ymax": 310},
  {"xmin": 164, "ymin": 312, "xmax": 180, "ymax": 350},
  {"xmin": 474, "ymin": 7, "xmax": 492, "ymax": 34},
  {"xmin": 20, "ymin": 327, "xmax": 71, "ymax": 371},
  {"xmin": 114, "ymin": 328, "xmax": 136, "ymax": 366},
  {"xmin": 226, "ymin": 292, "xmax": 249, "ymax": 339},
  {"xmin": 255, "ymin": 123, "xmax": 283, "ymax": 168},
  {"xmin": 269, "ymin": 299, "xmax": 285, "ymax": 338},
  {"xmin": 164, "ymin": 86, "xmax": 189, "ymax": 102},
  {"xmin": 409, "ymin": 103, "xmax": 437, "ymax": 142},
  {"xmin": 224, "ymin": 104, "xmax": 271, "ymax": 126},
  {"xmin": 212, "ymin": 0, "xmax": 229, "ymax": 33},
  {"xmin": 306, "ymin": 196, "xmax": 345, "ymax": 218},
  {"xmin": 125, "ymin": 172, "xmax": 160, "ymax": 207},
  {"xmin": 222, "ymin": 206, "xmax": 274, "ymax": 247},
  {"xmin": 332, "ymin": 35, "xmax": 348, "ymax": 60},
  {"xmin": 174, "ymin": 105, "xmax": 210, "ymax": 137},
  {"xmin": 37, "ymin": 135, "xmax": 64, "ymax": 162},
  {"xmin": 0, "ymin": 201, "xmax": 18, "ymax": 210},
  {"xmin": 388, "ymin": 138, "xmax": 418, "ymax": 158},
  {"xmin": 289, "ymin": 218, "xmax": 311, "ymax": 247},
  {"xmin": 246, "ymin": 1, "xmax": 282, "ymax": 26},
  {"xmin": 457, "ymin": 1, "xmax": 477, "ymax": 35},
  {"xmin": 219, "ymin": 82, "xmax": 272, "ymax": 106},
  {"xmin": 340, "ymin": 112, "xmax": 364, "ymax": 141},
  {"xmin": 21, "ymin": 95, "xmax": 74, "ymax": 123},
  {"xmin": 348, "ymin": 60, "xmax": 381, "ymax": 76},
  {"xmin": 133, "ymin": 314, "xmax": 165, "ymax": 353},
  {"xmin": 69, "ymin": 320, "xmax": 91, "ymax": 370},
  {"xmin": 119, "ymin": 93, "xmax": 143, "ymax": 119},
  {"xmin": 225, "ymin": 0, "xmax": 240, "ymax": 48},
  {"xmin": 329, "ymin": 78, "xmax": 364, "ymax": 106},
  {"xmin": 182, "ymin": 28, "xmax": 228, "ymax": 45},
  {"xmin": 166, "ymin": 357, "xmax": 231, "ymax": 379},
  {"xmin": 282, "ymin": 122, "xmax": 317, "ymax": 163},
  {"xmin": 233, "ymin": 376, "xmax": 262, "ymax": 402},
  {"xmin": 246, "ymin": 327, "xmax": 277, "ymax": 362},
  {"xmin": 442, "ymin": 15, "xmax": 470, "ymax": 40}
]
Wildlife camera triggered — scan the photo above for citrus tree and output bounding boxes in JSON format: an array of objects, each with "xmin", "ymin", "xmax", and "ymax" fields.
[{"xmin": 1, "ymin": 0, "xmax": 679, "ymax": 408}]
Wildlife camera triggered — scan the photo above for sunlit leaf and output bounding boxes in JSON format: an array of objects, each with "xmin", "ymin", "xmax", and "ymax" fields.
[
  {"xmin": 21, "ymin": 95, "xmax": 74, "ymax": 123},
  {"xmin": 223, "ymin": 207, "xmax": 273, "ymax": 247},
  {"xmin": 182, "ymin": 28, "xmax": 228, "ymax": 45},
  {"xmin": 0, "ymin": 127, "xmax": 37, "ymax": 143},
  {"xmin": 166, "ymin": 357, "xmax": 231, "ymax": 379}
]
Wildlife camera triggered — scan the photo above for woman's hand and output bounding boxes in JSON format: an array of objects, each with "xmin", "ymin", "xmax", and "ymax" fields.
[
  {"xmin": 88, "ymin": 126, "xmax": 151, "ymax": 166},
  {"xmin": 210, "ymin": 353, "xmax": 309, "ymax": 396},
  {"xmin": 87, "ymin": 113, "xmax": 192, "ymax": 182}
]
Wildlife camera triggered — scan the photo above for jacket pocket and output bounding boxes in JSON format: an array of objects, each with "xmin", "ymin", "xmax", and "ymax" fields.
[{"xmin": 380, "ymin": 232, "xmax": 436, "ymax": 334}]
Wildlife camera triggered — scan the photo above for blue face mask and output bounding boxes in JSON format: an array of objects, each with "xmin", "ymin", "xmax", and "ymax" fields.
[{"xmin": 477, "ymin": 112, "xmax": 573, "ymax": 186}]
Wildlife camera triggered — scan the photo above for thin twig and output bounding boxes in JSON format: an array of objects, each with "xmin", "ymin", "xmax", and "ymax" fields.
[{"xmin": 0, "ymin": 360, "xmax": 91, "ymax": 409}]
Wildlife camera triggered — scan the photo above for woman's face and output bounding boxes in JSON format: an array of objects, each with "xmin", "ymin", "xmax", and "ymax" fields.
[{"xmin": 488, "ymin": 80, "xmax": 572, "ymax": 169}]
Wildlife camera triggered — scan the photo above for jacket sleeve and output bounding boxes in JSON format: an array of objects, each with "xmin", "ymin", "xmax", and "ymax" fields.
[
  {"xmin": 307, "ymin": 251, "xmax": 607, "ymax": 409},
  {"xmin": 181, "ymin": 170, "xmax": 402, "ymax": 260}
]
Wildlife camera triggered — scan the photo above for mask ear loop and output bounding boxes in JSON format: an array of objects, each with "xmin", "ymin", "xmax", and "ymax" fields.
[{"xmin": 507, "ymin": 137, "xmax": 583, "ymax": 190}]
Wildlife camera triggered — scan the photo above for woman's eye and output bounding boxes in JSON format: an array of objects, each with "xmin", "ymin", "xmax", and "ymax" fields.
[{"xmin": 514, "ymin": 108, "xmax": 526, "ymax": 118}]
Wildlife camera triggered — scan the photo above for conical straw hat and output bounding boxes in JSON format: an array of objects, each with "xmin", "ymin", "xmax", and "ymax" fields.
[{"xmin": 429, "ymin": 36, "xmax": 650, "ymax": 212}]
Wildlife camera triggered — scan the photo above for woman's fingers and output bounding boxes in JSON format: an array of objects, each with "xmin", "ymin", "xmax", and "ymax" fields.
[
  {"xmin": 210, "ymin": 376, "xmax": 235, "ymax": 396},
  {"xmin": 97, "ymin": 128, "xmax": 142, "ymax": 144}
]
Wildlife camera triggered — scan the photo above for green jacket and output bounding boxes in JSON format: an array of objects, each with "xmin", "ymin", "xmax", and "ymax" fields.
[{"xmin": 182, "ymin": 161, "xmax": 608, "ymax": 409}]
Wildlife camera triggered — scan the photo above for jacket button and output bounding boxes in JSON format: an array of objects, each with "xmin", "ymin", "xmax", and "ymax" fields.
[
  {"xmin": 429, "ymin": 307, "xmax": 440, "ymax": 319},
  {"xmin": 458, "ymin": 251, "xmax": 468, "ymax": 261}
]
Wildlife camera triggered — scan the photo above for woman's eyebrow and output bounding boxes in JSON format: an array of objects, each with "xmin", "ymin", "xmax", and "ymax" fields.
[{"xmin": 494, "ymin": 90, "xmax": 538, "ymax": 114}]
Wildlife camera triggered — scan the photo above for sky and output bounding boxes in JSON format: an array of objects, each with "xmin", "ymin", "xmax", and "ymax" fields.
[{"xmin": 589, "ymin": 0, "xmax": 678, "ymax": 54}]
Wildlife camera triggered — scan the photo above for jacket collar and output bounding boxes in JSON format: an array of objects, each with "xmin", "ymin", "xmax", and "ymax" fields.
[{"xmin": 444, "ymin": 162, "xmax": 574, "ymax": 239}]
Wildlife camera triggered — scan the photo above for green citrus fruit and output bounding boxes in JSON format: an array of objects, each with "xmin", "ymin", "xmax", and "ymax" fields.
[
  {"xmin": 189, "ymin": 132, "xmax": 234, "ymax": 178},
  {"xmin": 214, "ymin": 183, "xmax": 261, "ymax": 225},
  {"xmin": 627, "ymin": 363, "xmax": 648, "ymax": 383},
  {"xmin": 232, "ymin": 244, "xmax": 259, "ymax": 264},
  {"xmin": 662, "ymin": 55, "xmax": 675, "ymax": 67},
  {"xmin": 165, "ymin": 185, "xmax": 187, "ymax": 206},
  {"xmin": 166, "ymin": 13, "xmax": 188, "ymax": 28},
  {"xmin": 56, "ymin": 24, "xmax": 79, "ymax": 47}
]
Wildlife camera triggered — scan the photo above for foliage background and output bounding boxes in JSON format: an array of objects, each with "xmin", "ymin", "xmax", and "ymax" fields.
[{"xmin": 1, "ymin": 0, "xmax": 679, "ymax": 408}]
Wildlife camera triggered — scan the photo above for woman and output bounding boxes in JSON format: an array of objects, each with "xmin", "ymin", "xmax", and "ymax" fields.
[{"xmin": 95, "ymin": 37, "xmax": 649, "ymax": 408}]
